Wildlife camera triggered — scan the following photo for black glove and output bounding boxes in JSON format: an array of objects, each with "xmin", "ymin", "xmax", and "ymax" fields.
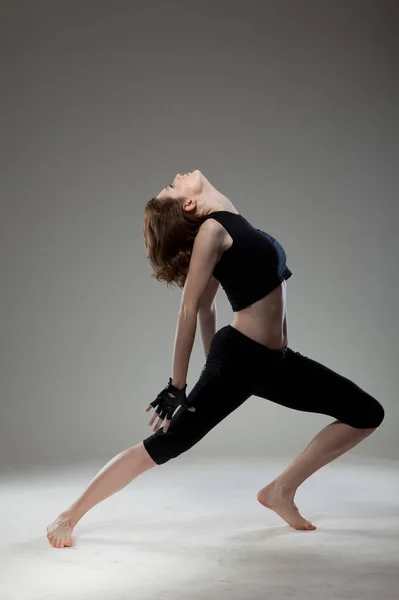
[{"xmin": 149, "ymin": 378, "xmax": 190, "ymax": 421}]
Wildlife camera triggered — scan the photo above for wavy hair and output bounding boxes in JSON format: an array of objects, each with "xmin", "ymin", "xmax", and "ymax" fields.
[{"xmin": 143, "ymin": 195, "xmax": 203, "ymax": 288}]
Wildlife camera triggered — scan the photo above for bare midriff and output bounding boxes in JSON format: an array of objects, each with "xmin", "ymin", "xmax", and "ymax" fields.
[{"xmin": 231, "ymin": 280, "xmax": 288, "ymax": 350}]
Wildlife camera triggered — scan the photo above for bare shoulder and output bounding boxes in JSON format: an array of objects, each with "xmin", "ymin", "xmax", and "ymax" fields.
[
  {"xmin": 196, "ymin": 217, "xmax": 230, "ymax": 252},
  {"xmin": 180, "ymin": 219, "xmax": 224, "ymax": 311}
]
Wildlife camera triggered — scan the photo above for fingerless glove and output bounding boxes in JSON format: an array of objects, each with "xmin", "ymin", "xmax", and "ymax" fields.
[{"xmin": 150, "ymin": 378, "xmax": 189, "ymax": 420}]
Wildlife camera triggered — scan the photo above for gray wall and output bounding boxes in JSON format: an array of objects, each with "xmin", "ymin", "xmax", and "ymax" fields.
[{"xmin": 1, "ymin": 0, "xmax": 398, "ymax": 471}]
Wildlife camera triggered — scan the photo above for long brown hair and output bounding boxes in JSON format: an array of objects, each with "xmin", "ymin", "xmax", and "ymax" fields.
[{"xmin": 143, "ymin": 195, "xmax": 203, "ymax": 288}]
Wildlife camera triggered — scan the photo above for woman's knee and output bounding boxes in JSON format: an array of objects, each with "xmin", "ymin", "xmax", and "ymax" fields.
[
  {"xmin": 139, "ymin": 441, "xmax": 160, "ymax": 468},
  {"xmin": 371, "ymin": 399, "xmax": 385, "ymax": 428},
  {"xmin": 142, "ymin": 431, "xmax": 200, "ymax": 466},
  {"xmin": 344, "ymin": 394, "xmax": 385, "ymax": 429},
  {"xmin": 361, "ymin": 396, "xmax": 385, "ymax": 428}
]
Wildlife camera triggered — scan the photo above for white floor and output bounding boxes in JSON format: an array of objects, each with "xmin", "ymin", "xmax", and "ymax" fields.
[{"xmin": 1, "ymin": 454, "xmax": 398, "ymax": 600}]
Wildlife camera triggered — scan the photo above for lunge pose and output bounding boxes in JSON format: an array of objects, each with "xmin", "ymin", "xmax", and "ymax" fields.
[{"xmin": 47, "ymin": 170, "xmax": 384, "ymax": 547}]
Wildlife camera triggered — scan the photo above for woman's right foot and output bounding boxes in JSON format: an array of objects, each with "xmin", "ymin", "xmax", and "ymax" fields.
[
  {"xmin": 257, "ymin": 483, "xmax": 316, "ymax": 531},
  {"xmin": 46, "ymin": 514, "xmax": 74, "ymax": 548}
]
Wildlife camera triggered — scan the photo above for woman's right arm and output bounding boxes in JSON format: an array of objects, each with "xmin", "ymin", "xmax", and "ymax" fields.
[{"xmin": 198, "ymin": 277, "xmax": 220, "ymax": 357}]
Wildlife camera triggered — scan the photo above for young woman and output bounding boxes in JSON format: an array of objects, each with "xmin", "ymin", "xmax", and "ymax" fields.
[{"xmin": 46, "ymin": 170, "xmax": 384, "ymax": 547}]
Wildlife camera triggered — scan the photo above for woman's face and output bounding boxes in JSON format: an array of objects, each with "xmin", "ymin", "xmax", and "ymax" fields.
[{"xmin": 156, "ymin": 170, "xmax": 204, "ymax": 203}]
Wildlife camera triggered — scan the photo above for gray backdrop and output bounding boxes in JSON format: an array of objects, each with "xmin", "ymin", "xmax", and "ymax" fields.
[{"xmin": 1, "ymin": 0, "xmax": 398, "ymax": 471}]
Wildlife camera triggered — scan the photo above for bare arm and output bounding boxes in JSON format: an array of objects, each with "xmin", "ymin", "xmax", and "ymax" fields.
[
  {"xmin": 198, "ymin": 277, "xmax": 219, "ymax": 357},
  {"xmin": 171, "ymin": 221, "xmax": 224, "ymax": 388}
]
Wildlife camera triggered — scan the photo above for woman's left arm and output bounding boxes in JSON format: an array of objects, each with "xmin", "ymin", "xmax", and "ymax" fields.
[
  {"xmin": 171, "ymin": 219, "xmax": 225, "ymax": 388},
  {"xmin": 171, "ymin": 307, "xmax": 198, "ymax": 389}
]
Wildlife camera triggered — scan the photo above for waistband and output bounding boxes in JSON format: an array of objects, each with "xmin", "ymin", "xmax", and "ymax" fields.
[{"xmin": 209, "ymin": 324, "xmax": 288, "ymax": 363}]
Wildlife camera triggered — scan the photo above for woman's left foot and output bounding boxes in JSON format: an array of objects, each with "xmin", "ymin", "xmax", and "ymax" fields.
[
  {"xmin": 257, "ymin": 483, "xmax": 316, "ymax": 531},
  {"xmin": 46, "ymin": 514, "xmax": 74, "ymax": 548}
]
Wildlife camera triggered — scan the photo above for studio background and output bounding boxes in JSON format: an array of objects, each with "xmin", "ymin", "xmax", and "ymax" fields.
[{"xmin": 1, "ymin": 0, "xmax": 398, "ymax": 472}]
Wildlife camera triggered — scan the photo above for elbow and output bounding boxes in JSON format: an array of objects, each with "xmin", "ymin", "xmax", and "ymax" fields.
[
  {"xmin": 198, "ymin": 302, "xmax": 216, "ymax": 316},
  {"xmin": 179, "ymin": 304, "xmax": 199, "ymax": 320}
]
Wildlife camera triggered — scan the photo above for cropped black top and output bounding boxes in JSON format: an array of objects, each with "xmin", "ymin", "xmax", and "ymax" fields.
[{"xmin": 201, "ymin": 211, "xmax": 292, "ymax": 312}]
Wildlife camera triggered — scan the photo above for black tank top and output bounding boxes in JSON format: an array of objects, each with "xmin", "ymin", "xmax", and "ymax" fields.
[{"xmin": 200, "ymin": 211, "xmax": 292, "ymax": 311}]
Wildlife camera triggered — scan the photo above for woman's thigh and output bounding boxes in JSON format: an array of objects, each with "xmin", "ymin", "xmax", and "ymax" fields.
[
  {"xmin": 143, "ymin": 360, "xmax": 253, "ymax": 465},
  {"xmin": 252, "ymin": 347, "xmax": 385, "ymax": 429}
]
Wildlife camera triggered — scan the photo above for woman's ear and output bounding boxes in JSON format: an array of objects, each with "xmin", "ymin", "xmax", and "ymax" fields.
[{"xmin": 182, "ymin": 197, "xmax": 197, "ymax": 213}]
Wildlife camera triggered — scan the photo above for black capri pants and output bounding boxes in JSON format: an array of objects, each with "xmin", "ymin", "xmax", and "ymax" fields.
[{"xmin": 143, "ymin": 325, "xmax": 384, "ymax": 465}]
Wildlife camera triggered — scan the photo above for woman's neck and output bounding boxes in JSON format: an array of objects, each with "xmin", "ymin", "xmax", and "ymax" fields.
[{"xmin": 198, "ymin": 188, "xmax": 235, "ymax": 217}]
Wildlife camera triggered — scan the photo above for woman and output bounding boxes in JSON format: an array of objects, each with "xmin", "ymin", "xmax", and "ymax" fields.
[{"xmin": 46, "ymin": 170, "xmax": 384, "ymax": 547}]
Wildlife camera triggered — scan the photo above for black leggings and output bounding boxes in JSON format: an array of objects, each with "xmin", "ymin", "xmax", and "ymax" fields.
[{"xmin": 143, "ymin": 325, "xmax": 385, "ymax": 465}]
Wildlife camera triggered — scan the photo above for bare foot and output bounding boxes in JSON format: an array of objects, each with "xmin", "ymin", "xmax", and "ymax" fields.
[
  {"xmin": 257, "ymin": 483, "xmax": 316, "ymax": 531},
  {"xmin": 46, "ymin": 514, "xmax": 74, "ymax": 548}
]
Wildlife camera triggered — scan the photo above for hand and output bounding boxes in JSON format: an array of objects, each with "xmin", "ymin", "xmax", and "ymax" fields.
[{"xmin": 146, "ymin": 378, "xmax": 196, "ymax": 433}]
